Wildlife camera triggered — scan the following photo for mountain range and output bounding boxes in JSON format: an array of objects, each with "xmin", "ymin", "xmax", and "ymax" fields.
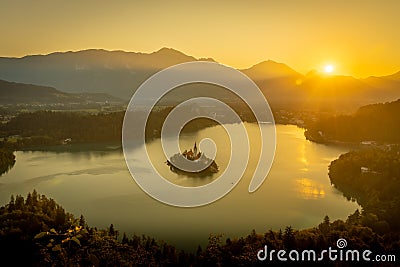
[
  {"xmin": 0, "ymin": 48, "xmax": 399, "ymax": 111},
  {"xmin": 0, "ymin": 79, "xmax": 120, "ymax": 105}
]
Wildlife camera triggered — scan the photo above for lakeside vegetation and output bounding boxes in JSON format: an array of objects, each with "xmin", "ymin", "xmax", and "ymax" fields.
[
  {"xmin": 329, "ymin": 146, "xmax": 400, "ymax": 230},
  {"xmin": 3, "ymin": 98, "xmax": 399, "ymax": 151},
  {"xmin": 305, "ymin": 99, "xmax": 400, "ymax": 144},
  {"xmin": 0, "ymin": 106, "xmax": 304, "ymax": 177},
  {"xmin": 303, "ymin": 98, "xmax": 400, "ymax": 235},
  {"xmin": 1, "ymin": 99, "xmax": 400, "ymax": 265},
  {"xmin": 0, "ymin": 105, "xmax": 252, "ymax": 152},
  {"xmin": 0, "ymin": 148, "xmax": 15, "ymax": 175},
  {"xmin": 0, "ymin": 111, "xmax": 124, "ymax": 149},
  {"xmin": 0, "ymin": 109, "xmax": 220, "ymax": 150},
  {"xmin": 0, "ymin": 191, "xmax": 399, "ymax": 266}
]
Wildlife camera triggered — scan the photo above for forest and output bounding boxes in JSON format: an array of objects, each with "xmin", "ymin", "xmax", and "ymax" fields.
[
  {"xmin": 0, "ymin": 148, "xmax": 15, "ymax": 175},
  {"xmin": 1, "ymin": 101, "xmax": 400, "ymax": 265},
  {"xmin": 304, "ymin": 99, "xmax": 400, "ymax": 143},
  {"xmin": 329, "ymin": 146, "xmax": 400, "ymax": 230},
  {"xmin": 0, "ymin": 111, "xmax": 124, "ymax": 148},
  {"xmin": 0, "ymin": 108, "xmax": 223, "ymax": 150},
  {"xmin": 2, "ymin": 98, "xmax": 400, "ymax": 150},
  {"xmin": 0, "ymin": 190, "xmax": 399, "ymax": 266}
]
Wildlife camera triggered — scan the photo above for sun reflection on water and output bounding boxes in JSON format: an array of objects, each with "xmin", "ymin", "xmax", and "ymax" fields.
[{"xmin": 296, "ymin": 178, "xmax": 326, "ymax": 199}]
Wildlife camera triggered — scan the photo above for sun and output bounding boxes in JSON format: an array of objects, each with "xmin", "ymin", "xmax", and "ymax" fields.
[{"xmin": 324, "ymin": 64, "xmax": 334, "ymax": 74}]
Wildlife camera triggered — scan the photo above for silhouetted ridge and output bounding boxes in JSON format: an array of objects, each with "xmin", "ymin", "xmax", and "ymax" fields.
[
  {"xmin": 0, "ymin": 78, "xmax": 120, "ymax": 104},
  {"xmin": 0, "ymin": 48, "xmax": 399, "ymax": 109},
  {"xmin": 241, "ymin": 60, "xmax": 303, "ymax": 79},
  {"xmin": 0, "ymin": 79, "xmax": 59, "ymax": 97}
]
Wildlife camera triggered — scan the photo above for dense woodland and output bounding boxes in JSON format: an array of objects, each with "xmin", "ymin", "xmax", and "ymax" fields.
[
  {"xmin": 0, "ymin": 148, "xmax": 15, "ymax": 175},
  {"xmin": 0, "ymin": 111, "xmax": 124, "ymax": 148},
  {"xmin": 1, "ymin": 158, "xmax": 399, "ymax": 267},
  {"xmin": 0, "ymin": 109, "xmax": 223, "ymax": 150},
  {"xmin": 329, "ymin": 146, "xmax": 400, "ymax": 230},
  {"xmin": 3, "ymin": 98, "xmax": 399, "ymax": 151},
  {"xmin": 0, "ymin": 191, "xmax": 399, "ymax": 266},
  {"xmin": 1, "ymin": 101, "xmax": 400, "ymax": 265},
  {"xmin": 0, "ymin": 107, "xmax": 249, "ymax": 175},
  {"xmin": 305, "ymin": 99, "xmax": 400, "ymax": 143}
]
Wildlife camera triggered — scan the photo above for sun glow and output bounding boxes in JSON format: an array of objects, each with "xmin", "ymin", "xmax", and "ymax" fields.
[{"xmin": 324, "ymin": 64, "xmax": 334, "ymax": 73}]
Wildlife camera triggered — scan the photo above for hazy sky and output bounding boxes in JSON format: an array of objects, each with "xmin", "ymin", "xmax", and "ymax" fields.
[{"xmin": 1, "ymin": 0, "xmax": 399, "ymax": 77}]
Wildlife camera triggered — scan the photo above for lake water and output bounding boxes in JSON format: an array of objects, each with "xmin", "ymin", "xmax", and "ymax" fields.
[{"xmin": 0, "ymin": 124, "xmax": 359, "ymax": 250}]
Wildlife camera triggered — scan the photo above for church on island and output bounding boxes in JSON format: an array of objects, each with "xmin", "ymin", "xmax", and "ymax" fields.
[
  {"xmin": 182, "ymin": 142, "xmax": 201, "ymax": 161},
  {"xmin": 166, "ymin": 142, "xmax": 219, "ymax": 176}
]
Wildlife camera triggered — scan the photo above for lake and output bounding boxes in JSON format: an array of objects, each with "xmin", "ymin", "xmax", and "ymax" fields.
[{"xmin": 0, "ymin": 124, "xmax": 359, "ymax": 251}]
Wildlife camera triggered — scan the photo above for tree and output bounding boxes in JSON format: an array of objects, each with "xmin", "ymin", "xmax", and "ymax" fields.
[
  {"xmin": 15, "ymin": 195, "xmax": 25, "ymax": 211},
  {"xmin": 203, "ymin": 234, "xmax": 223, "ymax": 266},
  {"xmin": 79, "ymin": 214, "xmax": 86, "ymax": 228},
  {"xmin": 26, "ymin": 192, "xmax": 33, "ymax": 207},
  {"xmin": 283, "ymin": 226, "xmax": 295, "ymax": 249},
  {"xmin": 122, "ymin": 232, "xmax": 128, "ymax": 244},
  {"xmin": 319, "ymin": 215, "xmax": 331, "ymax": 234},
  {"xmin": 347, "ymin": 209, "xmax": 361, "ymax": 225},
  {"xmin": 8, "ymin": 194, "xmax": 15, "ymax": 211},
  {"xmin": 109, "ymin": 224, "xmax": 115, "ymax": 237}
]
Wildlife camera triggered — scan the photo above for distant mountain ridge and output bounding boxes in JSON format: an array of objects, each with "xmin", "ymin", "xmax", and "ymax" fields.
[
  {"xmin": 241, "ymin": 60, "xmax": 302, "ymax": 80},
  {"xmin": 0, "ymin": 48, "xmax": 399, "ymax": 110},
  {"xmin": 0, "ymin": 79, "xmax": 120, "ymax": 104},
  {"xmin": 380, "ymin": 71, "xmax": 400, "ymax": 81},
  {"xmin": 0, "ymin": 48, "xmax": 206, "ymax": 100}
]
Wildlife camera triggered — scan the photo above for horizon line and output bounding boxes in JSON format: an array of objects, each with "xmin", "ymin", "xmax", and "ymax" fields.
[{"xmin": 0, "ymin": 47, "xmax": 399, "ymax": 79}]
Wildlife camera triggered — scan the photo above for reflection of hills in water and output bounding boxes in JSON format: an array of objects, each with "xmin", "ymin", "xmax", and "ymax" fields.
[
  {"xmin": 166, "ymin": 142, "xmax": 219, "ymax": 177},
  {"xmin": 21, "ymin": 142, "xmax": 122, "ymax": 153}
]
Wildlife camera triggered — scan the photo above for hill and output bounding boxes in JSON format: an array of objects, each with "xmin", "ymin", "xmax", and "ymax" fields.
[
  {"xmin": 329, "ymin": 146, "xmax": 400, "ymax": 230},
  {"xmin": 0, "ymin": 79, "xmax": 121, "ymax": 105},
  {"xmin": 361, "ymin": 72, "xmax": 400, "ymax": 108},
  {"xmin": 0, "ymin": 48, "xmax": 202, "ymax": 100},
  {"xmin": 241, "ymin": 60, "xmax": 306, "ymax": 107},
  {"xmin": 241, "ymin": 60, "xmax": 302, "ymax": 80},
  {"xmin": 299, "ymin": 72, "xmax": 378, "ymax": 110},
  {"xmin": 0, "ymin": 48, "xmax": 399, "ymax": 110},
  {"xmin": 305, "ymin": 98, "xmax": 400, "ymax": 143},
  {"xmin": 1, "ymin": 191, "xmax": 399, "ymax": 266},
  {"xmin": 380, "ymin": 70, "xmax": 400, "ymax": 81}
]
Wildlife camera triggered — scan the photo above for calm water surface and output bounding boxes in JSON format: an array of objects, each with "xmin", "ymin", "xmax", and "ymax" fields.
[{"xmin": 0, "ymin": 124, "xmax": 359, "ymax": 250}]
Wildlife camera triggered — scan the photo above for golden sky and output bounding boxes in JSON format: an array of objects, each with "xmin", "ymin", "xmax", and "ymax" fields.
[{"xmin": 1, "ymin": 0, "xmax": 399, "ymax": 78}]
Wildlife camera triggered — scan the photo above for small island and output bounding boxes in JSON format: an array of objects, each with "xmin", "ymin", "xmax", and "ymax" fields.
[{"xmin": 166, "ymin": 142, "xmax": 219, "ymax": 176}]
